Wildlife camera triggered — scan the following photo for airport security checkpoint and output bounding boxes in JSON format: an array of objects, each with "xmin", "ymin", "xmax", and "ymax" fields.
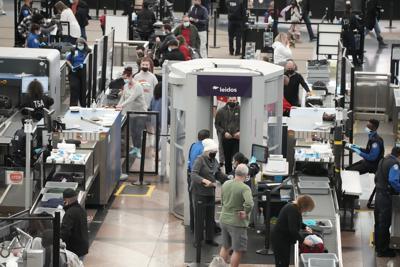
[{"xmin": 0, "ymin": 0, "xmax": 400, "ymax": 266}]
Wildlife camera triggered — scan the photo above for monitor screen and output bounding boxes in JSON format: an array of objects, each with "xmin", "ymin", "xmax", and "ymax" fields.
[
  {"xmin": 251, "ymin": 144, "xmax": 269, "ymax": 163},
  {"xmin": 21, "ymin": 76, "xmax": 49, "ymax": 94}
]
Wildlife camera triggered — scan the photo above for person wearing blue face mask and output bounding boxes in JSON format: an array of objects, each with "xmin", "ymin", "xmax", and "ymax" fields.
[
  {"xmin": 347, "ymin": 119, "xmax": 384, "ymax": 174},
  {"xmin": 66, "ymin": 38, "xmax": 90, "ymax": 106}
]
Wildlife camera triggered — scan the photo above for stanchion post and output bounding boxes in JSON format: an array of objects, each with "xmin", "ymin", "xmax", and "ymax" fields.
[
  {"xmin": 256, "ymin": 189, "xmax": 273, "ymax": 255},
  {"xmin": 385, "ymin": 0, "xmax": 396, "ymax": 29},
  {"xmin": 188, "ymin": 199, "xmax": 207, "ymax": 267},
  {"xmin": 139, "ymin": 129, "xmax": 147, "ymax": 185},
  {"xmin": 209, "ymin": 10, "xmax": 220, "ymax": 49},
  {"xmin": 53, "ymin": 212, "xmax": 60, "ymax": 267}
]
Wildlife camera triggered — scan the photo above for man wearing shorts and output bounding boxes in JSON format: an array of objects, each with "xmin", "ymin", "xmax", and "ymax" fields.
[{"xmin": 219, "ymin": 164, "xmax": 254, "ymax": 266}]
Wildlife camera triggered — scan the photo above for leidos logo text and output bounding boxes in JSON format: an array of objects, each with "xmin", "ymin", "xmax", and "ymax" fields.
[{"xmin": 212, "ymin": 86, "xmax": 238, "ymax": 93}]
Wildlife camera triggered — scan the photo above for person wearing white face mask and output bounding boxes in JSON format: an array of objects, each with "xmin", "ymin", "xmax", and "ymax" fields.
[
  {"xmin": 160, "ymin": 39, "xmax": 185, "ymax": 66},
  {"xmin": 173, "ymin": 15, "xmax": 200, "ymax": 53},
  {"xmin": 116, "ymin": 67, "xmax": 147, "ymax": 158},
  {"xmin": 66, "ymin": 38, "xmax": 90, "ymax": 106}
]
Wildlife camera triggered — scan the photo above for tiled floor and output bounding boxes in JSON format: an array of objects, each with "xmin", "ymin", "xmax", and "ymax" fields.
[{"xmin": 2, "ymin": 1, "xmax": 400, "ymax": 266}]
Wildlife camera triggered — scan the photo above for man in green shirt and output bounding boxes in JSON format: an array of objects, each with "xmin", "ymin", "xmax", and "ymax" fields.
[{"xmin": 219, "ymin": 164, "xmax": 254, "ymax": 267}]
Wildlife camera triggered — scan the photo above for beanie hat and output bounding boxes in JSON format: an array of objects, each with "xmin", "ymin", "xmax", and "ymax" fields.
[
  {"xmin": 202, "ymin": 138, "xmax": 218, "ymax": 152},
  {"xmin": 63, "ymin": 188, "xmax": 77, "ymax": 199}
]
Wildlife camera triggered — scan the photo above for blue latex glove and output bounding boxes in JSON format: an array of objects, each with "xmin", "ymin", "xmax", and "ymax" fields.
[
  {"xmin": 353, "ymin": 148, "xmax": 361, "ymax": 155},
  {"xmin": 40, "ymin": 42, "xmax": 47, "ymax": 47},
  {"xmin": 34, "ymin": 148, "xmax": 43, "ymax": 154},
  {"xmin": 79, "ymin": 63, "xmax": 84, "ymax": 69},
  {"xmin": 249, "ymin": 156, "xmax": 257, "ymax": 165},
  {"xmin": 71, "ymin": 67, "xmax": 76, "ymax": 73},
  {"xmin": 351, "ymin": 144, "xmax": 361, "ymax": 150}
]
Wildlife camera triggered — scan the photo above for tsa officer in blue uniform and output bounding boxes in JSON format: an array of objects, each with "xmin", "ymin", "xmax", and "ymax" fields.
[
  {"xmin": 374, "ymin": 146, "xmax": 400, "ymax": 258},
  {"xmin": 66, "ymin": 38, "xmax": 90, "ymax": 106},
  {"xmin": 347, "ymin": 119, "xmax": 384, "ymax": 174},
  {"xmin": 26, "ymin": 23, "xmax": 47, "ymax": 48}
]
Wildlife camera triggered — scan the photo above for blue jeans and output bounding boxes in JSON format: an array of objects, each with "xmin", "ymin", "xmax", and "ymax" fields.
[{"xmin": 365, "ymin": 19, "xmax": 382, "ymax": 40}]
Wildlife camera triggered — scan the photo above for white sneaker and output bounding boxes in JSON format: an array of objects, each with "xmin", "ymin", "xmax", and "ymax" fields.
[
  {"xmin": 120, "ymin": 173, "xmax": 128, "ymax": 181},
  {"xmin": 0, "ymin": 10, "xmax": 6, "ymax": 15}
]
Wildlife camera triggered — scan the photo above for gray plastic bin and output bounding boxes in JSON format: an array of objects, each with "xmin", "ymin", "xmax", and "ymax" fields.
[
  {"xmin": 301, "ymin": 253, "xmax": 338, "ymax": 267},
  {"xmin": 308, "ymin": 258, "xmax": 335, "ymax": 267},
  {"xmin": 298, "ymin": 181, "xmax": 330, "ymax": 195},
  {"xmin": 299, "ymin": 176, "xmax": 330, "ymax": 183}
]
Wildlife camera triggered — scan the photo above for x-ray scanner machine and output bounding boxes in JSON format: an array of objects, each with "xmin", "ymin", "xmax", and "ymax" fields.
[{"xmin": 167, "ymin": 59, "xmax": 284, "ymax": 223}]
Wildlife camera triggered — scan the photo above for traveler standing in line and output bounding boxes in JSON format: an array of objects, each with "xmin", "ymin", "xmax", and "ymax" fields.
[
  {"xmin": 70, "ymin": 0, "xmax": 90, "ymax": 40},
  {"xmin": 54, "ymin": 1, "xmax": 81, "ymax": 44},
  {"xmin": 284, "ymin": 60, "xmax": 311, "ymax": 107},
  {"xmin": 226, "ymin": 0, "xmax": 246, "ymax": 56},
  {"xmin": 219, "ymin": 164, "xmax": 254, "ymax": 267},
  {"xmin": 173, "ymin": 15, "xmax": 200, "ymax": 53},
  {"xmin": 215, "ymin": 97, "xmax": 240, "ymax": 174},
  {"xmin": 271, "ymin": 195, "xmax": 315, "ymax": 267},
  {"xmin": 116, "ymin": 67, "xmax": 148, "ymax": 158},
  {"xmin": 133, "ymin": 57, "xmax": 158, "ymax": 108},
  {"xmin": 190, "ymin": 139, "xmax": 221, "ymax": 247},
  {"xmin": 188, "ymin": 0, "xmax": 209, "ymax": 58},
  {"xmin": 187, "ymin": 129, "xmax": 211, "ymax": 233},
  {"xmin": 136, "ymin": 1, "xmax": 156, "ymax": 41}
]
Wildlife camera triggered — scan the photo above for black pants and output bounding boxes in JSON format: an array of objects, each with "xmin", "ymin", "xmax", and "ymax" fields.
[
  {"xmin": 346, "ymin": 159, "xmax": 377, "ymax": 175},
  {"xmin": 228, "ymin": 20, "xmax": 242, "ymax": 54},
  {"xmin": 374, "ymin": 190, "xmax": 392, "ymax": 253},
  {"xmin": 222, "ymin": 138, "xmax": 239, "ymax": 174},
  {"xmin": 271, "ymin": 230, "xmax": 291, "ymax": 267},
  {"xmin": 187, "ymin": 173, "xmax": 194, "ymax": 232},
  {"xmin": 193, "ymin": 194, "xmax": 215, "ymax": 242},
  {"xmin": 69, "ymin": 69, "xmax": 86, "ymax": 107}
]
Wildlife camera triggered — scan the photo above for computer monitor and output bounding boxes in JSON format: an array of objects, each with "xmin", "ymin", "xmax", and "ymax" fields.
[
  {"xmin": 21, "ymin": 76, "xmax": 49, "ymax": 94},
  {"xmin": 251, "ymin": 144, "xmax": 269, "ymax": 163}
]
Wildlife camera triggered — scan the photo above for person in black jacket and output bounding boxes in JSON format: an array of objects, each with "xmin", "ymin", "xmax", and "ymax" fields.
[
  {"xmin": 188, "ymin": 0, "xmax": 209, "ymax": 58},
  {"xmin": 341, "ymin": 1, "xmax": 363, "ymax": 66},
  {"xmin": 161, "ymin": 39, "xmax": 185, "ymax": 65},
  {"xmin": 215, "ymin": 97, "xmax": 241, "ymax": 174},
  {"xmin": 61, "ymin": 188, "xmax": 89, "ymax": 258},
  {"xmin": 271, "ymin": 195, "xmax": 315, "ymax": 267},
  {"xmin": 226, "ymin": 0, "xmax": 246, "ymax": 56},
  {"xmin": 365, "ymin": 0, "xmax": 387, "ymax": 47},
  {"xmin": 284, "ymin": 60, "xmax": 311, "ymax": 106},
  {"xmin": 137, "ymin": 1, "xmax": 156, "ymax": 41},
  {"xmin": 71, "ymin": 0, "xmax": 90, "ymax": 39},
  {"xmin": 21, "ymin": 79, "xmax": 54, "ymax": 121}
]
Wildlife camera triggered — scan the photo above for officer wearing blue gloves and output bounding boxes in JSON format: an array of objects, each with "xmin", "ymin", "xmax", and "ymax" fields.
[
  {"xmin": 188, "ymin": 129, "xmax": 210, "ymax": 232},
  {"xmin": 374, "ymin": 146, "xmax": 400, "ymax": 258},
  {"xmin": 66, "ymin": 38, "xmax": 90, "ymax": 106},
  {"xmin": 346, "ymin": 119, "xmax": 384, "ymax": 174}
]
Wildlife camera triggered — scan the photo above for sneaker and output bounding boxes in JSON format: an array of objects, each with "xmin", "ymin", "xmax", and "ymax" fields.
[
  {"xmin": 129, "ymin": 147, "xmax": 139, "ymax": 156},
  {"xmin": 0, "ymin": 10, "xmax": 6, "ymax": 15},
  {"xmin": 377, "ymin": 249, "xmax": 396, "ymax": 258},
  {"xmin": 120, "ymin": 173, "xmax": 128, "ymax": 181}
]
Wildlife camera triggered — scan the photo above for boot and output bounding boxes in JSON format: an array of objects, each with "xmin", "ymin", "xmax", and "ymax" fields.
[{"xmin": 377, "ymin": 36, "xmax": 388, "ymax": 47}]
